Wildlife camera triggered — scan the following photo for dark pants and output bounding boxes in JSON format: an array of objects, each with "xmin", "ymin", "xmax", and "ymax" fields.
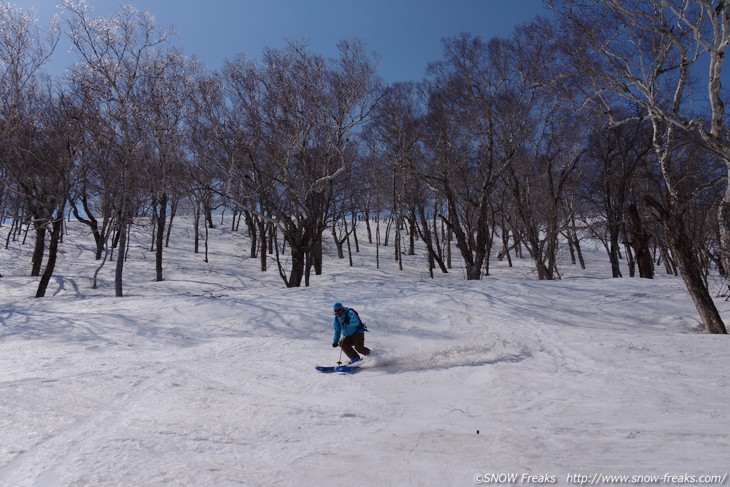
[{"xmin": 340, "ymin": 333, "xmax": 370, "ymax": 360}]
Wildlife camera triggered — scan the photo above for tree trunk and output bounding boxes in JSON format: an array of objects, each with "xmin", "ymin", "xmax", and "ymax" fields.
[
  {"xmin": 345, "ymin": 218, "xmax": 353, "ymax": 267},
  {"xmin": 287, "ymin": 244, "xmax": 306, "ymax": 288},
  {"xmin": 31, "ymin": 221, "xmax": 46, "ymax": 277},
  {"xmin": 375, "ymin": 216, "xmax": 381, "ymax": 269},
  {"xmin": 351, "ymin": 210, "xmax": 360, "ymax": 253},
  {"xmin": 571, "ymin": 227, "xmax": 586, "ymax": 270},
  {"xmin": 115, "ymin": 212, "xmax": 127, "ymax": 297},
  {"xmin": 71, "ymin": 196, "xmax": 105, "ymax": 260},
  {"xmin": 332, "ymin": 223, "xmax": 345, "ymax": 259},
  {"xmin": 670, "ymin": 232, "xmax": 727, "ymax": 334},
  {"xmin": 608, "ymin": 224, "xmax": 623, "ymax": 278},
  {"xmin": 165, "ymin": 197, "xmax": 177, "ymax": 248},
  {"xmin": 193, "ymin": 204, "xmax": 201, "ymax": 254},
  {"xmin": 407, "ymin": 211, "xmax": 416, "ymax": 256},
  {"xmin": 311, "ymin": 232, "xmax": 324, "ymax": 275},
  {"xmin": 244, "ymin": 211, "xmax": 257, "ymax": 258},
  {"xmin": 625, "ymin": 204, "xmax": 654, "ymax": 279},
  {"xmin": 204, "ymin": 200, "xmax": 215, "ymax": 229},
  {"xmin": 365, "ymin": 208, "xmax": 373, "ymax": 244},
  {"xmin": 416, "ymin": 206, "xmax": 448, "ymax": 274},
  {"xmin": 717, "ymin": 193, "xmax": 730, "ymax": 281},
  {"xmin": 155, "ymin": 192, "xmax": 167, "ymax": 282},
  {"xmin": 258, "ymin": 218, "xmax": 267, "ymax": 272},
  {"xmin": 36, "ymin": 205, "xmax": 64, "ymax": 298},
  {"xmin": 645, "ymin": 197, "xmax": 726, "ymax": 333}
]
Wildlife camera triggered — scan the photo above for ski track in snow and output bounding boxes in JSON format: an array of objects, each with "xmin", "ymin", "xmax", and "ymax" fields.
[{"xmin": 1, "ymin": 221, "xmax": 729, "ymax": 486}]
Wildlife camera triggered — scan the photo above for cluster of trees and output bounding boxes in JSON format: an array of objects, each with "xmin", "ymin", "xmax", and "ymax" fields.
[{"xmin": 1, "ymin": 1, "xmax": 729, "ymax": 333}]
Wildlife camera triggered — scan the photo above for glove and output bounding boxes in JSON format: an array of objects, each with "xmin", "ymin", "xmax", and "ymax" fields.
[{"xmin": 332, "ymin": 342, "xmax": 338, "ymax": 348}]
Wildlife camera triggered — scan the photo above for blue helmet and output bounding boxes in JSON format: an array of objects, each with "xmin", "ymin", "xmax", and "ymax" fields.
[{"xmin": 333, "ymin": 302, "xmax": 344, "ymax": 311}]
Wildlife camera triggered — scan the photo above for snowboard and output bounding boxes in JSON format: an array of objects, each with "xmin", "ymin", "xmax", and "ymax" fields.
[{"xmin": 315, "ymin": 364, "xmax": 361, "ymax": 374}]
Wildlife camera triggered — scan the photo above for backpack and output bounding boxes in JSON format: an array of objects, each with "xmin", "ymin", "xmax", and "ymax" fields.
[{"xmin": 344, "ymin": 307, "xmax": 368, "ymax": 332}]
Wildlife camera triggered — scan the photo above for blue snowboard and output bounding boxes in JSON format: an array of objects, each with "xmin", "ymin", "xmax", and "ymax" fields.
[{"xmin": 315, "ymin": 365, "xmax": 360, "ymax": 374}]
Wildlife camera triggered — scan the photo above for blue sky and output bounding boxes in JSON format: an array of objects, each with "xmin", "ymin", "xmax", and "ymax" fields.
[{"xmin": 15, "ymin": 0, "xmax": 548, "ymax": 82}]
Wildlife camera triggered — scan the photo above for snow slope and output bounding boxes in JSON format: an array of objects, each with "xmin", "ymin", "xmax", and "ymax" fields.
[{"xmin": 0, "ymin": 220, "xmax": 728, "ymax": 486}]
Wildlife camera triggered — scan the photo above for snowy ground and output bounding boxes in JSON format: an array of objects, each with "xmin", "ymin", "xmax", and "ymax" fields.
[{"xmin": 0, "ymin": 219, "xmax": 728, "ymax": 487}]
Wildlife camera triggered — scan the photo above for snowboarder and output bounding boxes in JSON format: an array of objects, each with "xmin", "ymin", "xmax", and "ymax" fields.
[{"xmin": 331, "ymin": 302, "xmax": 370, "ymax": 364}]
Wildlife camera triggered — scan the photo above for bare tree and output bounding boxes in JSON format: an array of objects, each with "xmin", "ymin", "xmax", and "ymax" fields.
[
  {"xmin": 135, "ymin": 50, "xmax": 197, "ymax": 281},
  {"xmin": 221, "ymin": 40, "xmax": 381, "ymax": 287},
  {"xmin": 499, "ymin": 20, "xmax": 593, "ymax": 280},
  {"xmin": 552, "ymin": 0, "xmax": 728, "ymax": 333},
  {"xmin": 421, "ymin": 32, "xmax": 539, "ymax": 280},
  {"xmin": 4, "ymin": 86, "xmax": 75, "ymax": 297},
  {"xmin": 63, "ymin": 0, "xmax": 172, "ymax": 296},
  {"xmin": 582, "ymin": 116, "xmax": 654, "ymax": 278},
  {"xmin": 31, "ymin": 91, "xmax": 78, "ymax": 297},
  {"xmin": 185, "ymin": 72, "xmax": 233, "ymax": 261},
  {"xmin": 651, "ymin": 1, "xmax": 730, "ymax": 285},
  {"xmin": 367, "ymin": 82, "xmax": 425, "ymax": 272},
  {"xmin": 0, "ymin": 2, "xmax": 59, "ymax": 281},
  {"xmin": 0, "ymin": 2, "xmax": 59, "ymax": 138},
  {"xmin": 503, "ymin": 108, "xmax": 588, "ymax": 281}
]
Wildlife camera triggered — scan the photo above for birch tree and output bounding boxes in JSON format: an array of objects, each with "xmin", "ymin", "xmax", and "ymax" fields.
[
  {"xmin": 62, "ymin": 0, "xmax": 172, "ymax": 296},
  {"xmin": 0, "ymin": 2, "xmax": 59, "ymax": 280},
  {"xmin": 135, "ymin": 51, "xmax": 197, "ymax": 281},
  {"xmin": 0, "ymin": 2, "xmax": 59, "ymax": 137},
  {"xmin": 552, "ymin": 0, "xmax": 728, "ymax": 333},
  {"xmin": 222, "ymin": 40, "xmax": 381, "ymax": 287}
]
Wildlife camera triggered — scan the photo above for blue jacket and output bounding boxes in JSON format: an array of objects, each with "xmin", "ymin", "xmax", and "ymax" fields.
[{"xmin": 332, "ymin": 308, "xmax": 365, "ymax": 344}]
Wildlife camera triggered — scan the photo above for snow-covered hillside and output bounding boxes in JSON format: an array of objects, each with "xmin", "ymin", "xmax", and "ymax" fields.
[{"xmin": 0, "ymin": 220, "xmax": 728, "ymax": 486}]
